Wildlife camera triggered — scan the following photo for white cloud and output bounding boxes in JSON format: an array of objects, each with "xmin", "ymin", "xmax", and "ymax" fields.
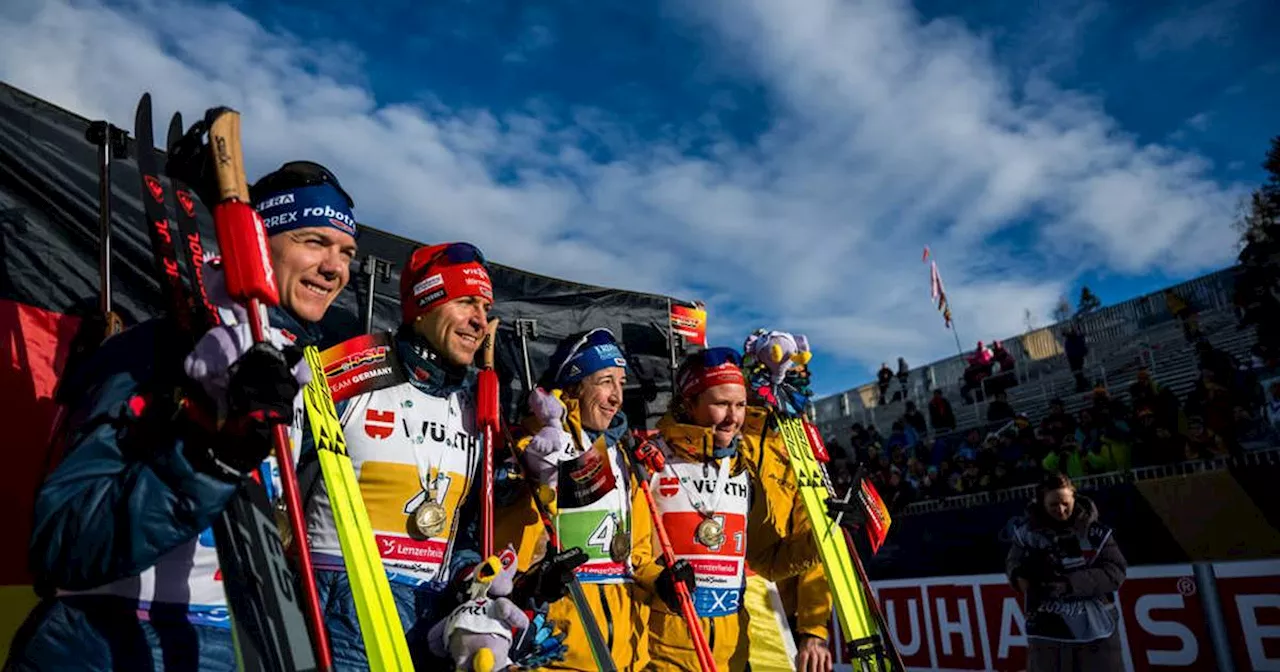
[
  {"xmin": 1186, "ymin": 112, "xmax": 1212, "ymax": 131},
  {"xmin": 0, "ymin": 0, "xmax": 1248, "ymax": 395}
]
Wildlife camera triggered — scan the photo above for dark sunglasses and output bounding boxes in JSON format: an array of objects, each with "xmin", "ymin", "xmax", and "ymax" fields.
[
  {"xmin": 250, "ymin": 160, "xmax": 355, "ymax": 209},
  {"xmin": 428, "ymin": 242, "xmax": 486, "ymax": 266},
  {"xmin": 686, "ymin": 346, "xmax": 742, "ymax": 370},
  {"xmin": 553, "ymin": 327, "xmax": 620, "ymax": 382}
]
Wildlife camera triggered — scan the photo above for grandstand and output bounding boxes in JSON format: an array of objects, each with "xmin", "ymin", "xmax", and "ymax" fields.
[{"xmin": 811, "ymin": 266, "xmax": 1252, "ymax": 445}]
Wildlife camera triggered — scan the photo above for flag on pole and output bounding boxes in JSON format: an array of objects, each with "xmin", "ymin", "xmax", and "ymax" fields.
[{"xmin": 924, "ymin": 248, "xmax": 953, "ymax": 329}]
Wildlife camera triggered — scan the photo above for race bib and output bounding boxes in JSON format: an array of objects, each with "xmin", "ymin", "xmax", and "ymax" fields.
[
  {"xmin": 662, "ymin": 510, "xmax": 749, "ymax": 618},
  {"xmin": 557, "ymin": 507, "xmax": 627, "ymax": 583}
]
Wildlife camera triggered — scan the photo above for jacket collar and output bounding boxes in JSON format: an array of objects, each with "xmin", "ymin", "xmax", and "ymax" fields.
[
  {"xmin": 394, "ymin": 325, "xmax": 475, "ymax": 397},
  {"xmin": 657, "ymin": 412, "xmax": 743, "ymax": 465},
  {"xmin": 266, "ymin": 305, "xmax": 324, "ymax": 348}
]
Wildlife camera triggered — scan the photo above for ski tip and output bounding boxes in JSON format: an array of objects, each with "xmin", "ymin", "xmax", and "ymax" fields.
[
  {"xmin": 134, "ymin": 93, "xmax": 152, "ymax": 138},
  {"xmin": 166, "ymin": 111, "xmax": 184, "ymax": 153}
]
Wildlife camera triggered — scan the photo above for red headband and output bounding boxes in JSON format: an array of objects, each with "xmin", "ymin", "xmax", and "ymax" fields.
[
  {"xmin": 678, "ymin": 361, "xmax": 745, "ymax": 399},
  {"xmin": 400, "ymin": 243, "xmax": 493, "ymax": 322}
]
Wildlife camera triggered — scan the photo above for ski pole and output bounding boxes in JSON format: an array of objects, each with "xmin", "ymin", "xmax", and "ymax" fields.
[
  {"xmin": 85, "ymin": 120, "xmax": 127, "ymax": 332},
  {"xmin": 622, "ymin": 436, "xmax": 717, "ymax": 672},
  {"xmin": 359, "ymin": 255, "xmax": 392, "ymax": 334},
  {"xmin": 204, "ymin": 107, "xmax": 333, "ymax": 672},
  {"xmin": 48, "ymin": 120, "xmax": 128, "ymax": 467},
  {"xmin": 476, "ymin": 318, "xmax": 500, "ymax": 558}
]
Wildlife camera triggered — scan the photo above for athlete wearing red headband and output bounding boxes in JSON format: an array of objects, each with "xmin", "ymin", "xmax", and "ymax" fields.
[
  {"xmin": 302, "ymin": 241, "xmax": 569, "ymax": 668},
  {"xmin": 639, "ymin": 347, "xmax": 820, "ymax": 671}
]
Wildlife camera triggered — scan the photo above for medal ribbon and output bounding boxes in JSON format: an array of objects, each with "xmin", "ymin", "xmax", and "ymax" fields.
[{"xmin": 669, "ymin": 454, "xmax": 731, "ymax": 521}]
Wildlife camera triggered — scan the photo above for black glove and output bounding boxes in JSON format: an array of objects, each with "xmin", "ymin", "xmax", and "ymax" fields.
[
  {"xmin": 189, "ymin": 342, "xmax": 304, "ymax": 480},
  {"xmin": 655, "ymin": 557, "xmax": 696, "ymax": 612},
  {"xmin": 825, "ymin": 496, "xmax": 868, "ymax": 530},
  {"xmin": 509, "ymin": 547, "xmax": 589, "ymax": 608}
]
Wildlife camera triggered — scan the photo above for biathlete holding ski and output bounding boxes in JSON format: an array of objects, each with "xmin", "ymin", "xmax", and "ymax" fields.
[
  {"xmin": 638, "ymin": 348, "xmax": 822, "ymax": 671},
  {"xmin": 301, "ymin": 242, "xmax": 575, "ymax": 670},
  {"xmin": 4, "ymin": 161, "xmax": 360, "ymax": 672},
  {"xmin": 500, "ymin": 328, "xmax": 681, "ymax": 670}
]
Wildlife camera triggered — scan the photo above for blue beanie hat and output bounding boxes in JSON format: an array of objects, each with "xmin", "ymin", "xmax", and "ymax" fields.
[
  {"xmin": 255, "ymin": 183, "xmax": 357, "ymax": 238},
  {"xmin": 545, "ymin": 328, "xmax": 628, "ymax": 388},
  {"xmin": 249, "ymin": 161, "xmax": 357, "ymax": 239}
]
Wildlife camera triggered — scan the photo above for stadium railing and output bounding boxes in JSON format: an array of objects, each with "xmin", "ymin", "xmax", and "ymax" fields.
[{"xmin": 897, "ymin": 445, "xmax": 1280, "ymax": 516}]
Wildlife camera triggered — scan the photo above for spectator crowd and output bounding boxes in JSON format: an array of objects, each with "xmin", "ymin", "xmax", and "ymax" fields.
[{"xmin": 828, "ymin": 337, "xmax": 1278, "ymax": 513}]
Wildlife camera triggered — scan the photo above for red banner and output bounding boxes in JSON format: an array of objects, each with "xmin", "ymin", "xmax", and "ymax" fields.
[
  {"xmin": 670, "ymin": 303, "xmax": 707, "ymax": 347},
  {"xmin": 858, "ymin": 479, "xmax": 892, "ymax": 554}
]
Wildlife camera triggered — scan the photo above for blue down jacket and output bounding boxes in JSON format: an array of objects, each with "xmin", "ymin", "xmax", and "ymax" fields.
[{"xmin": 4, "ymin": 307, "xmax": 326, "ymax": 672}]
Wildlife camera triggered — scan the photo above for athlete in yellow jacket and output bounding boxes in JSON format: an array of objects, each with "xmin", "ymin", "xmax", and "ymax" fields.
[
  {"xmin": 642, "ymin": 348, "xmax": 820, "ymax": 671},
  {"xmin": 495, "ymin": 329, "xmax": 667, "ymax": 670},
  {"xmin": 740, "ymin": 406, "xmax": 836, "ymax": 671}
]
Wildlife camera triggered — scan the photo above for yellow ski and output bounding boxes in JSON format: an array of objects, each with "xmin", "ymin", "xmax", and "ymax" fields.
[
  {"xmin": 301, "ymin": 345, "xmax": 414, "ymax": 670},
  {"xmin": 776, "ymin": 416, "xmax": 877, "ymax": 643}
]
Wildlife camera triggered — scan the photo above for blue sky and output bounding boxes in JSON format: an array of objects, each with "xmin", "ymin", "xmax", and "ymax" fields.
[{"xmin": 1, "ymin": 0, "xmax": 1276, "ymax": 397}]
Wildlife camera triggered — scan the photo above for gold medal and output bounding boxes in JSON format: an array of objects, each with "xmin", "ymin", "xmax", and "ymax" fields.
[
  {"xmin": 412, "ymin": 499, "xmax": 448, "ymax": 538},
  {"xmin": 695, "ymin": 517, "xmax": 725, "ymax": 548},
  {"xmin": 609, "ymin": 530, "xmax": 631, "ymax": 564}
]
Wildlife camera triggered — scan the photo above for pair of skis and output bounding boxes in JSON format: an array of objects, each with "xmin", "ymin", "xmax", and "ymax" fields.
[{"xmin": 769, "ymin": 400, "xmax": 904, "ymax": 671}]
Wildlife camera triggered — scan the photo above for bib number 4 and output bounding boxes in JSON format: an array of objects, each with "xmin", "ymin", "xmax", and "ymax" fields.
[{"xmin": 586, "ymin": 515, "xmax": 619, "ymax": 557}]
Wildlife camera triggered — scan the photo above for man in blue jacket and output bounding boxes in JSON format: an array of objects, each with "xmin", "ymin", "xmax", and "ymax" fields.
[{"xmin": 4, "ymin": 161, "xmax": 360, "ymax": 672}]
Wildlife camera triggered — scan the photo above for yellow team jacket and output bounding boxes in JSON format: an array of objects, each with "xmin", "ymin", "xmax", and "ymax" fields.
[
  {"xmin": 647, "ymin": 412, "xmax": 820, "ymax": 672},
  {"xmin": 495, "ymin": 397, "xmax": 658, "ymax": 671}
]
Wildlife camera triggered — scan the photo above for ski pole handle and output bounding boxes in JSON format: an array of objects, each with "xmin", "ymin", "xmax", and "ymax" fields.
[{"xmin": 207, "ymin": 109, "xmax": 279, "ymax": 308}]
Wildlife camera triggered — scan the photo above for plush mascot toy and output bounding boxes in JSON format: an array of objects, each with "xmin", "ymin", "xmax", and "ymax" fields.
[
  {"xmin": 519, "ymin": 386, "xmax": 593, "ymax": 500},
  {"xmin": 429, "ymin": 547, "xmax": 529, "ymax": 672},
  {"xmin": 743, "ymin": 329, "xmax": 814, "ymax": 412}
]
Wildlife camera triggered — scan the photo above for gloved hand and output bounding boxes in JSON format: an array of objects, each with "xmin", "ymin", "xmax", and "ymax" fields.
[
  {"xmin": 184, "ymin": 256, "xmax": 311, "ymax": 415},
  {"xmin": 783, "ymin": 364, "xmax": 814, "ymax": 409},
  {"xmin": 825, "ymin": 496, "xmax": 868, "ymax": 530},
  {"xmin": 631, "ymin": 438, "xmax": 666, "ymax": 474},
  {"xmin": 509, "ymin": 606, "xmax": 570, "ymax": 669},
  {"xmin": 493, "ymin": 454, "xmax": 529, "ymax": 507},
  {"xmin": 1019, "ymin": 550, "xmax": 1064, "ymax": 586},
  {"xmin": 1036, "ymin": 579, "xmax": 1071, "ymax": 600},
  {"xmin": 508, "ymin": 547, "xmax": 589, "ymax": 609},
  {"xmin": 184, "ymin": 339, "xmax": 307, "ymax": 480},
  {"xmin": 655, "ymin": 557, "xmax": 696, "ymax": 612}
]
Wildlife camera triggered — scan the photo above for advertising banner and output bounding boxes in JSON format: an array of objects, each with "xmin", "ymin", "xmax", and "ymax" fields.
[{"xmin": 824, "ymin": 560, "xmax": 1280, "ymax": 672}]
